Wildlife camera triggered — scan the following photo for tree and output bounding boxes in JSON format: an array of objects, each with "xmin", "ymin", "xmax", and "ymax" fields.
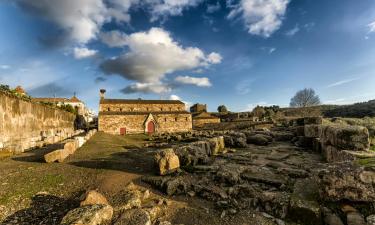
[
  {"xmin": 290, "ymin": 88, "xmax": 321, "ymax": 108},
  {"xmin": 217, "ymin": 105, "xmax": 228, "ymax": 113},
  {"xmin": 252, "ymin": 106, "xmax": 266, "ymax": 118}
]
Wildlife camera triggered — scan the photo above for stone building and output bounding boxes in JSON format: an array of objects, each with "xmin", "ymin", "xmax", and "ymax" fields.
[
  {"xmin": 192, "ymin": 111, "xmax": 221, "ymax": 128},
  {"xmin": 190, "ymin": 103, "xmax": 207, "ymax": 113},
  {"xmin": 98, "ymin": 90, "xmax": 192, "ymax": 135},
  {"xmin": 190, "ymin": 103, "xmax": 220, "ymax": 128},
  {"xmin": 33, "ymin": 95, "xmax": 95, "ymax": 123}
]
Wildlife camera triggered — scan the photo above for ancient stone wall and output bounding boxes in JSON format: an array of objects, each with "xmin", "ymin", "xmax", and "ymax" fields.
[
  {"xmin": 100, "ymin": 103, "xmax": 185, "ymax": 112},
  {"xmin": 0, "ymin": 91, "xmax": 76, "ymax": 154},
  {"xmin": 99, "ymin": 112, "xmax": 192, "ymax": 134},
  {"xmin": 193, "ymin": 118, "xmax": 221, "ymax": 128}
]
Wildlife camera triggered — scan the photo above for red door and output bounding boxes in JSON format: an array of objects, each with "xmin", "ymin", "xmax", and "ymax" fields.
[
  {"xmin": 147, "ymin": 121, "xmax": 155, "ymax": 134},
  {"xmin": 120, "ymin": 127, "xmax": 126, "ymax": 135}
]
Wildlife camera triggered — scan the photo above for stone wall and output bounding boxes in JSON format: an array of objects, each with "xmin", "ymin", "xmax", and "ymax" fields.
[
  {"xmin": 193, "ymin": 117, "xmax": 221, "ymax": 128},
  {"xmin": 99, "ymin": 112, "xmax": 192, "ymax": 134},
  {"xmin": 100, "ymin": 103, "xmax": 185, "ymax": 113},
  {"xmin": 0, "ymin": 91, "xmax": 76, "ymax": 154}
]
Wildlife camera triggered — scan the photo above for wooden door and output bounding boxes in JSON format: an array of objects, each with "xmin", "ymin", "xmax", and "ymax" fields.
[
  {"xmin": 147, "ymin": 121, "xmax": 155, "ymax": 134},
  {"xmin": 120, "ymin": 127, "xmax": 126, "ymax": 135}
]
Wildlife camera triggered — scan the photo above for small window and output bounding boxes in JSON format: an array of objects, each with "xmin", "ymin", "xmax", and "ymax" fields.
[
  {"xmin": 175, "ymin": 117, "xmax": 178, "ymax": 122},
  {"xmin": 107, "ymin": 107, "xmax": 110, "ymax": 111},
  {"xmin": 169, "ymin": 107, "xmax": 172, "ymax": 111},
  {"xmin": 161, "ymin": 108, "xmax": 163, "ymax": 111},
  {"xmin": 164, "ymin": 118, "xmax": 167, "ymax": 122},
  {"xmin": 146, "ymin": 107, "xmax": 149, "ymax": 111},
  {"xmin": 186, "ymin": 117, "xmax": 188, "ymax": 121},
  {"xmin": 120, "ymin": 108, "xmax": 123, "ymax": 112}
]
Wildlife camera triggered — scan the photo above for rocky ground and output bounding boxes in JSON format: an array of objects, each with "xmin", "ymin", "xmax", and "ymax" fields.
[{"xmin": 0, "ymin": 123, "xmax": 374, "ymax": 225}]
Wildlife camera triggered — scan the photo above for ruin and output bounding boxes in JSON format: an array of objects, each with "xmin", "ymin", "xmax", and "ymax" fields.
[{"xmin": 98, "ymin": 90, "xmax": 192, "ymax": 135}]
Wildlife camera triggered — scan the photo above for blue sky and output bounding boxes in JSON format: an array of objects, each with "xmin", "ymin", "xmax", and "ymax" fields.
[{"xmin": 1, "ymin": 0, "xmax": 375, "ymax": 112}]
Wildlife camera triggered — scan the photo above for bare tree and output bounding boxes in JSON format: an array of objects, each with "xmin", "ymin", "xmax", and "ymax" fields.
[{"xmin": 290, "ymin": 88, "xmax": 321, "ymax": 108}]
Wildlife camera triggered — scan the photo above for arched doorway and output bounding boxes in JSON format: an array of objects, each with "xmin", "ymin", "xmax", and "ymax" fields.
[{"xmin": 147, "ymin": 121, "xmax": 155, "ymax": 134}]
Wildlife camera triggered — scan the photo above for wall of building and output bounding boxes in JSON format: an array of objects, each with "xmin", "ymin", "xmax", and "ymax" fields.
[
  {"xmin": 99, "ymin": 112, "xmax": 192, "ymax": 134},
  {"xmin": 0, "ymin": 92, "xmax": 76, "ymax": 154},
  {"xmin": 100, "ymin": 103, "xmax": 185, "ymax": 113},
  {"xmin": 193, "ymin": 117, "xmax": 221, "ymax": 128}
]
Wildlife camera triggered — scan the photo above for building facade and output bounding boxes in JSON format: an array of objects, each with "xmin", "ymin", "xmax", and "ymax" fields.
[
  {"xmin": 190, "ymin": 103, "xmax": 207, "ymax": 113},
  {"xmin": 192, "ymin": 111, "xmax": 221, "ymax": 128},
  {"xmin": 98, "ymin": 93, "xmax": 192, "ymax": 135}
]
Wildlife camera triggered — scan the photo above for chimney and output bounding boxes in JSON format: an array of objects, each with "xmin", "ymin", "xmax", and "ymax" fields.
[{"xmin": 100, "ymin": 89, "xmax": 106, "ymax": 100}]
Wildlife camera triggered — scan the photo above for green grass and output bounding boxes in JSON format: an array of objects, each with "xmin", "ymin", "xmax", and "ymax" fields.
[{"xmin": 355, "ymin": 158, "xmax": 375, "ymax": 168}]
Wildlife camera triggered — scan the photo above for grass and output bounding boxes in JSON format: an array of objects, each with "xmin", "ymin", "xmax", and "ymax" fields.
[{"xmin": 355, "ymin": 158, "xmax": 375, "ymax": 168}]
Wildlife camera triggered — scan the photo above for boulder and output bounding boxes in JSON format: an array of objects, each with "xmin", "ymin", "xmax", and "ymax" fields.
[
  {"xmin": 367, "ymin": 215, "xmax": 375, "ymax": 225},
  {"xmin": 208, "ymin": 136, "xmax": 225, "ymax": 155},
  {"xmin": 154, "ymin": 148, "xmax": 180, "ymax": 176},
  {"xmin": 113, "ymin": 209, "xmax": 151, "ymax": 225},
  {"xmin": 80, "ymin": 190, "xmax": 109, "ymax": 206},
  {"xmin": 60, "ymin": 204, "xmax": 113, "ymax": 225},
  {"xmin": 289, "ymin": 179, "xmax": 321, "ymax": 225},
  {"xmin": 247, "ymin": 134, "xmax": 271, "ymax": 146},
  {"xmin": 322, "ymin": 207, "xmax": 344, "ymax": 225},
  {"xmin": 346, "ymin": 212, "xmax": 366, "ymax": 225},
  {"xmin": 320, "ymin": 125, "xmax": 370, "ymax": 151},
  {"xmin": 44, "ymin": 149, "xmax": 69, "ymax": 163},
  {"xmin": 318, "ymin": 163, "xmax": 375, "ymax": 202}
]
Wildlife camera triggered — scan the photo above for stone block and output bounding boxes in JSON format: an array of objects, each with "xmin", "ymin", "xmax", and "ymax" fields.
[
  {"xmin": 60, "ymin": 204, "xmax": 113, "ymax": 225},
  {"xmin": 304, "ymin": 125, "xmax": 321, "ymax": 138},
  {"xmin": 75, "ymin": 136, "xmax": 86, "ymax": 148},
  {"xmin": 80, "ymin": 190, "xmax": 109, "ymax": 206},
  {"xmin": 304, "ymin": 117, "xmax": 323, "ymax": 125},
  {"xmin": 320, "ymin": 125, "xmax": 370, "ymax": 151},
  {"xmin": 154, "ymin": 148, "xmax": 180, "ymax": 175},
  {"xmin": 64, "ymin": 140, "xmax": 78, "ymax": 154},
  {"xmin": 208, "ymin": 136, "xmax": 225, "ymax": 155},
  {"xmin": 44, "ymin": 149, "xmax": 69, "ymax": 163}
]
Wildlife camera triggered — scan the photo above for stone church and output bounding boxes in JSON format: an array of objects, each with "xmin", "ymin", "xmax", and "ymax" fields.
[{"xmin": 98, "ymin": 90, "xmax": 192, "ymax": 135}]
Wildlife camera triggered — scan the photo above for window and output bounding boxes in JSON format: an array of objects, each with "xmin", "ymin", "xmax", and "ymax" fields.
[
  {"xmin": 175, "ymin": 117, "xmax": 178, "ymax": 122},
  {"xmin": 107, "ymin": 107, "xmax": 110, "ymax": 111},
  {"xmin": 161, "ymin": 107, "xmax": 163, "ymax": 111},
  {"xmin": 169, "ymin": 107, "xmax": 172, "ymax": 111},
  {"xmin": 120, "ymin": 108, "xmax": 122, "ymax": 112},
  {"xmin": 186, "ymin": 117, "xmax": 188, "ymax": 121},
  {"xmin": 146, "ymin": 107, "xmax": 149, "ymax": 111},
  {"xmin": 164, "ymin": 118, "xmax": 167, "ymax": 122}
]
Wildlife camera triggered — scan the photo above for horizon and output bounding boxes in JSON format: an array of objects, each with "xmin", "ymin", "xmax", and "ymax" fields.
[{"xmin": 1, "ymin": 0, "xmax": 375, "ymax": 113}]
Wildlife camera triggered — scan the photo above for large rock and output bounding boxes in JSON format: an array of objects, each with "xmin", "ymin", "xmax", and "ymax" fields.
[
  {"xmin": 247, "ymin": 134, "xmax": 271, "ymax": 146},
  {"xmin": 44, "ymin": 149, "xmax": 69, "ymax": 163},
  {"xmin": 318, "ymin": 163, "xmax": 375, "ymax": 202},
  {"xmin": 289, "ymin": 179, "xmax": 321, "ymax": 225},
  {"xmin": 113, "ymin": 209, "xmax": 151, "ymax": 225},
  {"xmin": 75, "ymin": 136, "xmax": 86, "ymax": 148},
  {"xmin": 304, "ymin": 117, "xmax": 323, "ymax": 125},
  {"xmin": 320, "ymin": 125, "xmax": 370, "ymax": 151},
  {"xmin": 60, "ymin": 204, "xmax": 113, "ymax": 225},
  {"xmin": 80, "ymin": 190, "xmax": 109, "ymax": 206},
  {"xmin": 208, "ymin": 136, "xmax": 225, "ymax": 155},
  {"xmin": 154, "ymin": 148, "xmax": 180, "ymax": 175}
]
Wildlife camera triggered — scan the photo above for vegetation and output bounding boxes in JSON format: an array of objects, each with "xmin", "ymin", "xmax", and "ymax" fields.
[
  {"xmin": 323, "ymin": 100, "xmax": 375, "ymax": 118},
  {"xmin": 217, "ymin": 105, "xmax": 228, "ymax": 113},
  {"xmin": 0, "ymin": 84, "xmax": 31, "ymax": 101},
  {"xmin": 290, "ymin": 88, "xmax": 321, "ymax": 108}
]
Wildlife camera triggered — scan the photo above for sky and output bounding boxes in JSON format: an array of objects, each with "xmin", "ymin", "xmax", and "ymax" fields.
[{"xmin": 1, "ymin": 0, "xmax": 375, "ymax": 113}]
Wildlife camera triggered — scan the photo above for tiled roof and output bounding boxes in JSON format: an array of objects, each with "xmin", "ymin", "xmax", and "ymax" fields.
[
  {"xmin": 100, "ymin": 99, "xmax": 184, "ymax": 105},
  {"xmin": 69, "ymin": 96, "xmax": 82, "ymax": 103},
  {"xmin": 192, "ymin": 112, "xmax": 219, "ymax": 119}
]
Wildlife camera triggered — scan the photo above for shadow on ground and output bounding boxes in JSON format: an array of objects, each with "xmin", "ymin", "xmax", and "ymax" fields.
[
  {"xmin": 69, "ymin": 148, "xmax": 156, "ymax": 175},
  {"xmin": 11, "ymin": 143, "xmax": 65, "ymax": 163},
  {"xmin": 0, "ymin": 193, "xmax": 79, "ymax": 225}
]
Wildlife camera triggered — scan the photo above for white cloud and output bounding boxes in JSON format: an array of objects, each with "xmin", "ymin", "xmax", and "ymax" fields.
[
  {"xmin": 0, "ymin": 65, "xmax": 10, "ymax": 69},
  {"xmin": 100, "ymin": 27, "xmax": 221, "ymax": 83},
  {"xmin": 169, "ymin": 94, "xmax": 181, "ymax": 100},
  {"xmin": 326, "ymin": 78, "xmax": 359, "ymax": 88},
  {"xmin": 227, "ymin": 0, "xmax": 290, "ymax": 37},
  {"xmin": 121, "ymin": 82, "xmax": 172, "ymax": 94},
  {"xmin": 235, "ymin": 79, "xmax": 255, "ymax": 95},
  {"xmin": 73, "ymin": 47, "xmax": 98, "ymax": 59},
  {"xmin": 207, "ymin": 2, "xmax": 221, "ymax": 13},
  {"xmin": 100, "ymin": 30, "xmax": 128, "ymax": 47},
  {"xmin": 285, "ymin": 24, "xmax": 299, "ymax": 37},
  {"xmin": 16, "ymin": 0, "xmax": 111, "ymax": 44},
  {"xmin": 145, "ymin": 0, "xmax": 203, "ymax": 22},
  {"xmin": 368, "ymin": 21, "xmax": 375, "ymax": 33},
  {"xmin": 175, "ymin": 76, "xmax": 212, "ymax": 87}
]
